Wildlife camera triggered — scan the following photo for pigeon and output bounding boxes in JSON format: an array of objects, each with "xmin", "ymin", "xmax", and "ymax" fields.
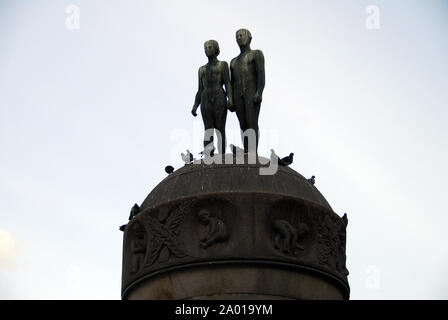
[
  {"xmin": 342, "ymin": 213, "xmax": 348, "ymax": 226},
  {"xmin": 119, "ymin": 224, "xmax": 127, "ymax": 232},
  {"xmin": 128, "ymin": 203, "xmax": 140, "ymax": 220},
  {"xmin": 308, "ymin": 175, "xmax": 315, "ymax": 185},
  {"xmin": 165, "ymin": 165, "xmax": 174, "ymax": 174},
  {"xmin": 181, "ymin": 150, "xmax": 194, "ymax": 164},
  {"xmin": 278, "ymin": 153, "xmax": 294, "ymax": 166},
  {"xmin": 230, "ymin": 144, "xmax": 245, "ymax": 155}
]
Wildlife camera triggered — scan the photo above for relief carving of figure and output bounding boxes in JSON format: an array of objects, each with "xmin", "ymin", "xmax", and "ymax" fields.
[
  {"xmin": 272, "ymin": 219, "xmax": 309, "ymax": 256},
  {"xmin": 197, "ymin": 209, "xmax": 229, "ymax": 249}
]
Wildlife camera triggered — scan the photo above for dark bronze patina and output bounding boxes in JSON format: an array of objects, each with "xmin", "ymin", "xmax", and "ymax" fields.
[
  {"xmin": 192, "ymin": 40, "xmax": 232, "ymax": 155},
  {"xmin": 230, "ymin": 29, "xmax": 265, "ymax": 154}
]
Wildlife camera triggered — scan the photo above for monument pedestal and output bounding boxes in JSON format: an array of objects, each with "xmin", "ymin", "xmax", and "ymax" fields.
[{"xmin": 121, "ymin": 156, "xmax": 349, "ymax": 300}]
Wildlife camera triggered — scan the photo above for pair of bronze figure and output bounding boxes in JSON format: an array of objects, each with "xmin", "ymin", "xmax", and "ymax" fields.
[{"xmin": 191, "ymin": 29, "xmax": 265, "ymax": 155}]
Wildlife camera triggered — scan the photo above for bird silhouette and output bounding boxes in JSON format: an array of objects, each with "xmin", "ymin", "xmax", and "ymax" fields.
[
  {"xmin": 279, "ymin": 153, "xmax": 294, "ymax": 166},
  {"xmin": 165, "ymin": 165, "xmax": 174, "ymax": 174},
  {"xmin": 119, "ymin": 224, "xmax": 127, "ymax": 232},
  {"xmin": 181, "ymin": 150, "xmax": 194, "ymax": 164},
  {"xmin": 128, "ymin": 203, "xmax": 140, "ymax": 220},
  {"xmin": 342, "ymin": 213, "xmax": 348, "ymax": 226},
  {"xmin": 308, "ymin": 175, "xmax": 315, "ymax": 185}
]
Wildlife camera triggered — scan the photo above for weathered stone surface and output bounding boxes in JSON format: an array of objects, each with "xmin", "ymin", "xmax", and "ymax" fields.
[
  {"xmin": 127, "ymin": 265, "xmax": 344, "ymax": 300},
  {"xmin": 140, "ymin": 156, "xmax": 332, "ymax": 210},
  {"xmin": 122, "ymin": 157, "xmax": 349, "ymax": 299}
]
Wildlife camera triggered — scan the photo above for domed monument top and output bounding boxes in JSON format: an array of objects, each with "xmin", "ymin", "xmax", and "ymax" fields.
[{"xmin": 141, "ymin": 157, "xmax": 332, "ymax": 211}]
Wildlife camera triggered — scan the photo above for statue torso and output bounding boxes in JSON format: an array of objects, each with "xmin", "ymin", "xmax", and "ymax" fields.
[
  {"xmin": 200, "ymin": 61, "xmax": 225, "ymax": 90},
  {"xmin": 231, "ymin": 50, "xmax": 261, "ymax": 95},
  {"xmin": 199, "ymin": 61, "xmax": 227, "ymax": 108}
]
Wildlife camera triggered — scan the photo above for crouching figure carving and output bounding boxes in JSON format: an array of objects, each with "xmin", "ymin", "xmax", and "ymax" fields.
[{"xmin": 272, "ymin": 219, "xmax": 309, "ymax": 256}]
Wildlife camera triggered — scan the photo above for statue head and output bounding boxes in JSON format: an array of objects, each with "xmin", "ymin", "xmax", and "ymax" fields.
[
  {"xmin": 197, "ymin": 209, "xmax": 211, "ymax": 224},
  {"xmin": 235, "ymin": 28, "xmax": 252, "ymax": 47},
  {"xmin": 204, "ymin": 40, "xmax": 220, "ymax": 58}
]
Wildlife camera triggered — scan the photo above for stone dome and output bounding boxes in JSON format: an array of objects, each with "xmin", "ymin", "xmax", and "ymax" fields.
[{"xmin": 141, "ymin": 155, "xmax": 332, "ymax": 212}]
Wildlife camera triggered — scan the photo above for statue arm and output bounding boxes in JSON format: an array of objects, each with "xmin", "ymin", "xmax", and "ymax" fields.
[
  {"xmin": 255, "ymin": 50, "xmax": 265, "ymax": 98},
  {"xmin": 230, "ymin": 59, "xmax": 235, "ymax": 94},
  {"xmin": 229, "ymin": 59, "xmax": 237, "ymax": 111},
  {"xmin": 222, "ymin": 62, "xmax": 234, "ymax": 110},
  {"xmin": 192, "ymin": 68, "xmax": 203, "ymax": 116}
]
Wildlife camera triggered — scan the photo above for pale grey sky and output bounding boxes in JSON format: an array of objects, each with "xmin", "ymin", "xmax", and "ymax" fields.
[{"xmin": 1, "ymin": 0, "xmax": 447, "ymax": 299}]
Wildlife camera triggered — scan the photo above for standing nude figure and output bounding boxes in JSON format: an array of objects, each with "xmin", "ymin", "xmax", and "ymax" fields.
[
  {"xmin": 230, "ymin": 29, "xmax": 265, "ymax": 154},
  {"xmin": 191, "ymin": 40, "xmax": 233, "ymax": 155}
]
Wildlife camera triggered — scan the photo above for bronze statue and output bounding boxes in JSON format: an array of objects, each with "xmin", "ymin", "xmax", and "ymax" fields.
[
  {"xmin": 191, "ymin": 40, "xmax": 233, "ymax": 155},
  {"xmin": 230, "ymin": 29, "xmax": 265, "ymax": 154}
]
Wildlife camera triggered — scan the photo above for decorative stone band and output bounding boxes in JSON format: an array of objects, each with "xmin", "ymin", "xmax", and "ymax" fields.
[{"xmin": 121, "ymin": 194, "xmax": 349, "ymax": 299}]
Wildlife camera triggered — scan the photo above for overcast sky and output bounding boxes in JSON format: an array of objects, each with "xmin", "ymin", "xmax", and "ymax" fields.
[{"xmin": 1, "ymin": 0, "xmax": 447, "ymax": 299}]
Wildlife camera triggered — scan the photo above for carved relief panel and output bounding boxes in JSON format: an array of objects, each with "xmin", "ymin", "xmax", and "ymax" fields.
[{"xmin": 268, "ymin": 200, "xmax": 311, "ymax": 258}]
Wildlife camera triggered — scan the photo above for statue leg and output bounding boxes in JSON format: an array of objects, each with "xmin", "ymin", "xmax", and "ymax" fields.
[
  {"xmin": 235, "ymin": 97, "xmax": 249, "ymax": 152},
  {"xmin": 201, "ymin": 103, "xmax": 214, "ymax": 151},
  {"xmin": 245, "ymin": 100, "xmax": 261, "ymax": 154},
  {"xmin": 215, "ymin": 106, "xmax": 227, "ymax": 154}
]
